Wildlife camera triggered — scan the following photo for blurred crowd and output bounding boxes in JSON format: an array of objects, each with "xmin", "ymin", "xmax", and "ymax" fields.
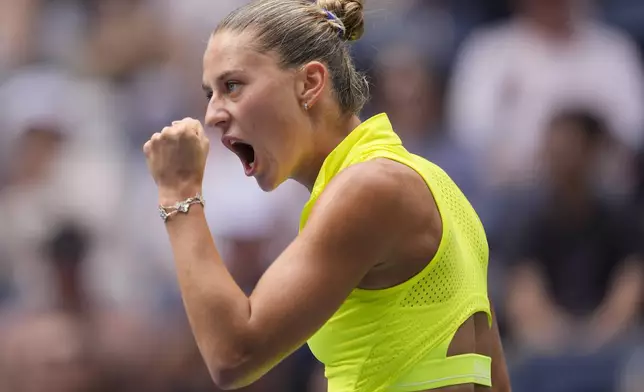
[{"xmin": 0, "ymin": 0, "xmax": 643, "ymax": 391}]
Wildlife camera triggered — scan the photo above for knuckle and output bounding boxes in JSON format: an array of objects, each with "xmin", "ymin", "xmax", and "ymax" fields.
[
  {"xmin": 168, "ymin": 129, "xmax": 185, "ymax": 140},
  {"xmin": 161, "ymin": 127, "xmax": 176, "ymax": 137}
]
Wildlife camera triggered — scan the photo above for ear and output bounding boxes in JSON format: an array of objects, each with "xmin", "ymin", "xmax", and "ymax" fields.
[{"xmin": 295, "ymin": 61, "xmax": 328, "ymax": 110}]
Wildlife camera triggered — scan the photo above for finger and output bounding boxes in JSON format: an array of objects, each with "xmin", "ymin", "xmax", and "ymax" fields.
[
  {"xmin": 143, "ymin": 140, "xmax": 152, "ymax": 155},
  {"xmin": 161, "ymin": 125, "xmax": 183, "ymax": 135},
  {"xmin": 171, "ymin": 117, "xmax": 193, "ymax": 126},
  {"xmin": 161, "ymin": 126, "xmax": 182, "ymax": 140},
  {"xmin": 151, "ymin": 132, "xmax": 162, "ymax": 143},
  {"xmin": 144, "ymin": 133, "xmax": 162, "ymax": 156}
]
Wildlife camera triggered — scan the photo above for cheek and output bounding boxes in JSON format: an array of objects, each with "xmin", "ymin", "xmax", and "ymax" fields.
[
  {"xmin": 239, "ymin": 85, "xmax": 298, "ymax": 131},
  {"xmin": 243, "ymin": 88, "xmax": 302, "ymax": 147},
  {"xmin": 257, "ymin": 125, "xmax": 299, "ymax": 170}
]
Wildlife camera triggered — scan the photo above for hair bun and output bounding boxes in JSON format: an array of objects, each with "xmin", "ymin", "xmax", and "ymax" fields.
[{"xmin": 317, "ymin": 0, "xmax": 365, "ymax": 42}]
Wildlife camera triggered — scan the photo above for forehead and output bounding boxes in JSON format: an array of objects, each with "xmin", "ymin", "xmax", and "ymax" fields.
[{"xmin": 203, "ymin": 30, "xmax": 283, "ymax": 81}]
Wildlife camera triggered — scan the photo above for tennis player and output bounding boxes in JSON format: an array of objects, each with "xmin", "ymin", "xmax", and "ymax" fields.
[{"xmin": 143, "ymin": 0, "xmax": 511, "ymax": 391}]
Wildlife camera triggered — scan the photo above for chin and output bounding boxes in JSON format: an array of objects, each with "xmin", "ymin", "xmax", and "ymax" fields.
[
  {"xmin": 255, "ymin": 180, "xmax": 275, "ymax": 192},
  {"xmin": 255, "ymin": 173, "xmax": 287, "ymax": 192},
  {"xmin": 254, "ymin": 173, "xmax": 280, "ymax": 192}
]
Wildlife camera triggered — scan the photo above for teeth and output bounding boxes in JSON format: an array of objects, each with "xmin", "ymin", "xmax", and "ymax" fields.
[{"xmin": 249, "ymin": 162, "xmax": 255, "ymax": 169}]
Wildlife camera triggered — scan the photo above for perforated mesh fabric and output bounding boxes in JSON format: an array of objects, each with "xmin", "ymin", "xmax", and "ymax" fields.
[{"xmin": 399, "ymin": 162, "xmax": 488, "ymax": 308}]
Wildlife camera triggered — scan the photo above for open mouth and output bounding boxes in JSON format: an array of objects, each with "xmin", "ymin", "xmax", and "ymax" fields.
[{"xmin": 230, "ymin": 141, "xmax": 256, "ymax": 175}]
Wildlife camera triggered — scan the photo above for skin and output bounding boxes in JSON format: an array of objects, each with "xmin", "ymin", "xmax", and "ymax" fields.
[{"xmin": 143, "ymin": 29, "xmax": 511, "ymax": 391}]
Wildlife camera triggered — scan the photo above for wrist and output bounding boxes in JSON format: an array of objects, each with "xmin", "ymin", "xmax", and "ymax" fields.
[
  {"xmin": 158, "ymin": 191, "xmax": 205, "ymax": 223},
  {"xmin": 158, "ymin": 186, "xmax": 203, "ymax": 206}
]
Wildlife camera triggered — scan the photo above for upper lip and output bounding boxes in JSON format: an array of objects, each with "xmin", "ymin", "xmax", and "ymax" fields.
[
  {"xmin": 221, "ymin": 135, "xmax": 246, "ymax": 151},
  {"xmin": 221, "ymin": 135, "xmax": 256, "ymax": 174}
]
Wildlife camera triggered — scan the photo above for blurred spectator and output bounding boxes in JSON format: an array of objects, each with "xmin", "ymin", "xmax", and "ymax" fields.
[
  {"xmin": 0, "ymin": 122, "xmax": 68, "ymax": 311},
  {"xmin": 0, "ymin": 65, "xmax": 132, "ymax": 312},
  {"xmin": 0, "ymin": 221, "xmax": 202, "ymax": 392},
  {"xmin": 43, "ymin": 222, "xmax": 92, "ymax": 314},
  {"xmin": 504, "ymin": 110, "xmax": 643, "ymax": 391},
  {"xmin": 0, "ymin": 223, "xmax": 102, "ymax": 392},
  {"xmin": 448, "ymin": 0, "xmax": 644, "ymax": 189}
]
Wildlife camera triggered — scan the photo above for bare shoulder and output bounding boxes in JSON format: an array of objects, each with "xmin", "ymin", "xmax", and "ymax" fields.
[{"xmin": 305, "ymin": 157, "xmax": 437, "ymax": 250}]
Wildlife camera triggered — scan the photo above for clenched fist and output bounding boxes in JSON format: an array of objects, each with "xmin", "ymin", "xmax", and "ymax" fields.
[{"xmin": 143, "ymin": 118, "xmax": 210, "ymax": 203}]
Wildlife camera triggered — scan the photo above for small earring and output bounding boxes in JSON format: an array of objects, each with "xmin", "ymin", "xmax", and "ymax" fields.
[{"xmin": 303, "ymin": 102, "xmax": 309, "ymax": 111}]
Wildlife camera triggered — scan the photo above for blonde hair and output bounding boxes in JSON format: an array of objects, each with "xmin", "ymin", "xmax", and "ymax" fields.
[{"xmin": 215, "ymin": 0, "xmax": 369, "ymax": 114}]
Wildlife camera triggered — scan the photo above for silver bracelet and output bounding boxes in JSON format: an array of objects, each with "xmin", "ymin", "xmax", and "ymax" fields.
[{"xmin": 158, "ymin": 193, "xmax": 205, "ymax": 223}]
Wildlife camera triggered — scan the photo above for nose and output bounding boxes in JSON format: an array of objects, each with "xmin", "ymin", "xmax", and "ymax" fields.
[{"xmin": 205, "ymin": 102, "xmax": 231, "ymax": 134}]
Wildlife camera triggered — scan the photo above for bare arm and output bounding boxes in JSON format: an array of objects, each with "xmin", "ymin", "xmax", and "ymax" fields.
[
  {"xmin": 162, "ymin": 163, "xmax": 410, "ymax": 389},
  {"xmin": 586, "ymin": 258, "xmax": 643, "ymax": 346},
  {"xmin": 505, "ymin": 262, "xmax": 571, "ymax": 350}
]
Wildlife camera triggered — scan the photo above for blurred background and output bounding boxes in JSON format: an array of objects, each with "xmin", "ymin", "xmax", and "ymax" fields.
[{"xmin": 0, "ymin": 0, "xmax": 643, "ymax": 391}]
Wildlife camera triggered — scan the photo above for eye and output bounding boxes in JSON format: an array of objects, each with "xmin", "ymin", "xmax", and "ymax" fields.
[
  {"xmin": 205, "ymin": 89, "xmax": 213, "ymax": 102},
  {"xmin": 226, "ymin": 81, "xmax": 241, "ymax": 94}
]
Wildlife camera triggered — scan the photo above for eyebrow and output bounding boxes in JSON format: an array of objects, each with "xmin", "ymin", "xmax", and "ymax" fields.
[{"xmin": 203, "ymin": 69, "xmax": 245, "ymax": 90}]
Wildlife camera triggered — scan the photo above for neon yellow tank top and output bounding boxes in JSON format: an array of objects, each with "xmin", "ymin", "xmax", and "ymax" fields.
[{"xmin": 299, "ymin": 114, "xmax": 492, "ymax": 392}]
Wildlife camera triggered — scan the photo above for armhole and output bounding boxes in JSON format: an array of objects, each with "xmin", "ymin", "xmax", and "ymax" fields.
[{"xmin": 351, "ymin": 150, "xmax": 449, "ymax": 298}]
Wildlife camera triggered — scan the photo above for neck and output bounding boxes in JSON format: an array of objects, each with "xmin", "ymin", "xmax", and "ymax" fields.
[{"xmin": 293, "ymin": 114, "xmax": 362, "ymax": 192}]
